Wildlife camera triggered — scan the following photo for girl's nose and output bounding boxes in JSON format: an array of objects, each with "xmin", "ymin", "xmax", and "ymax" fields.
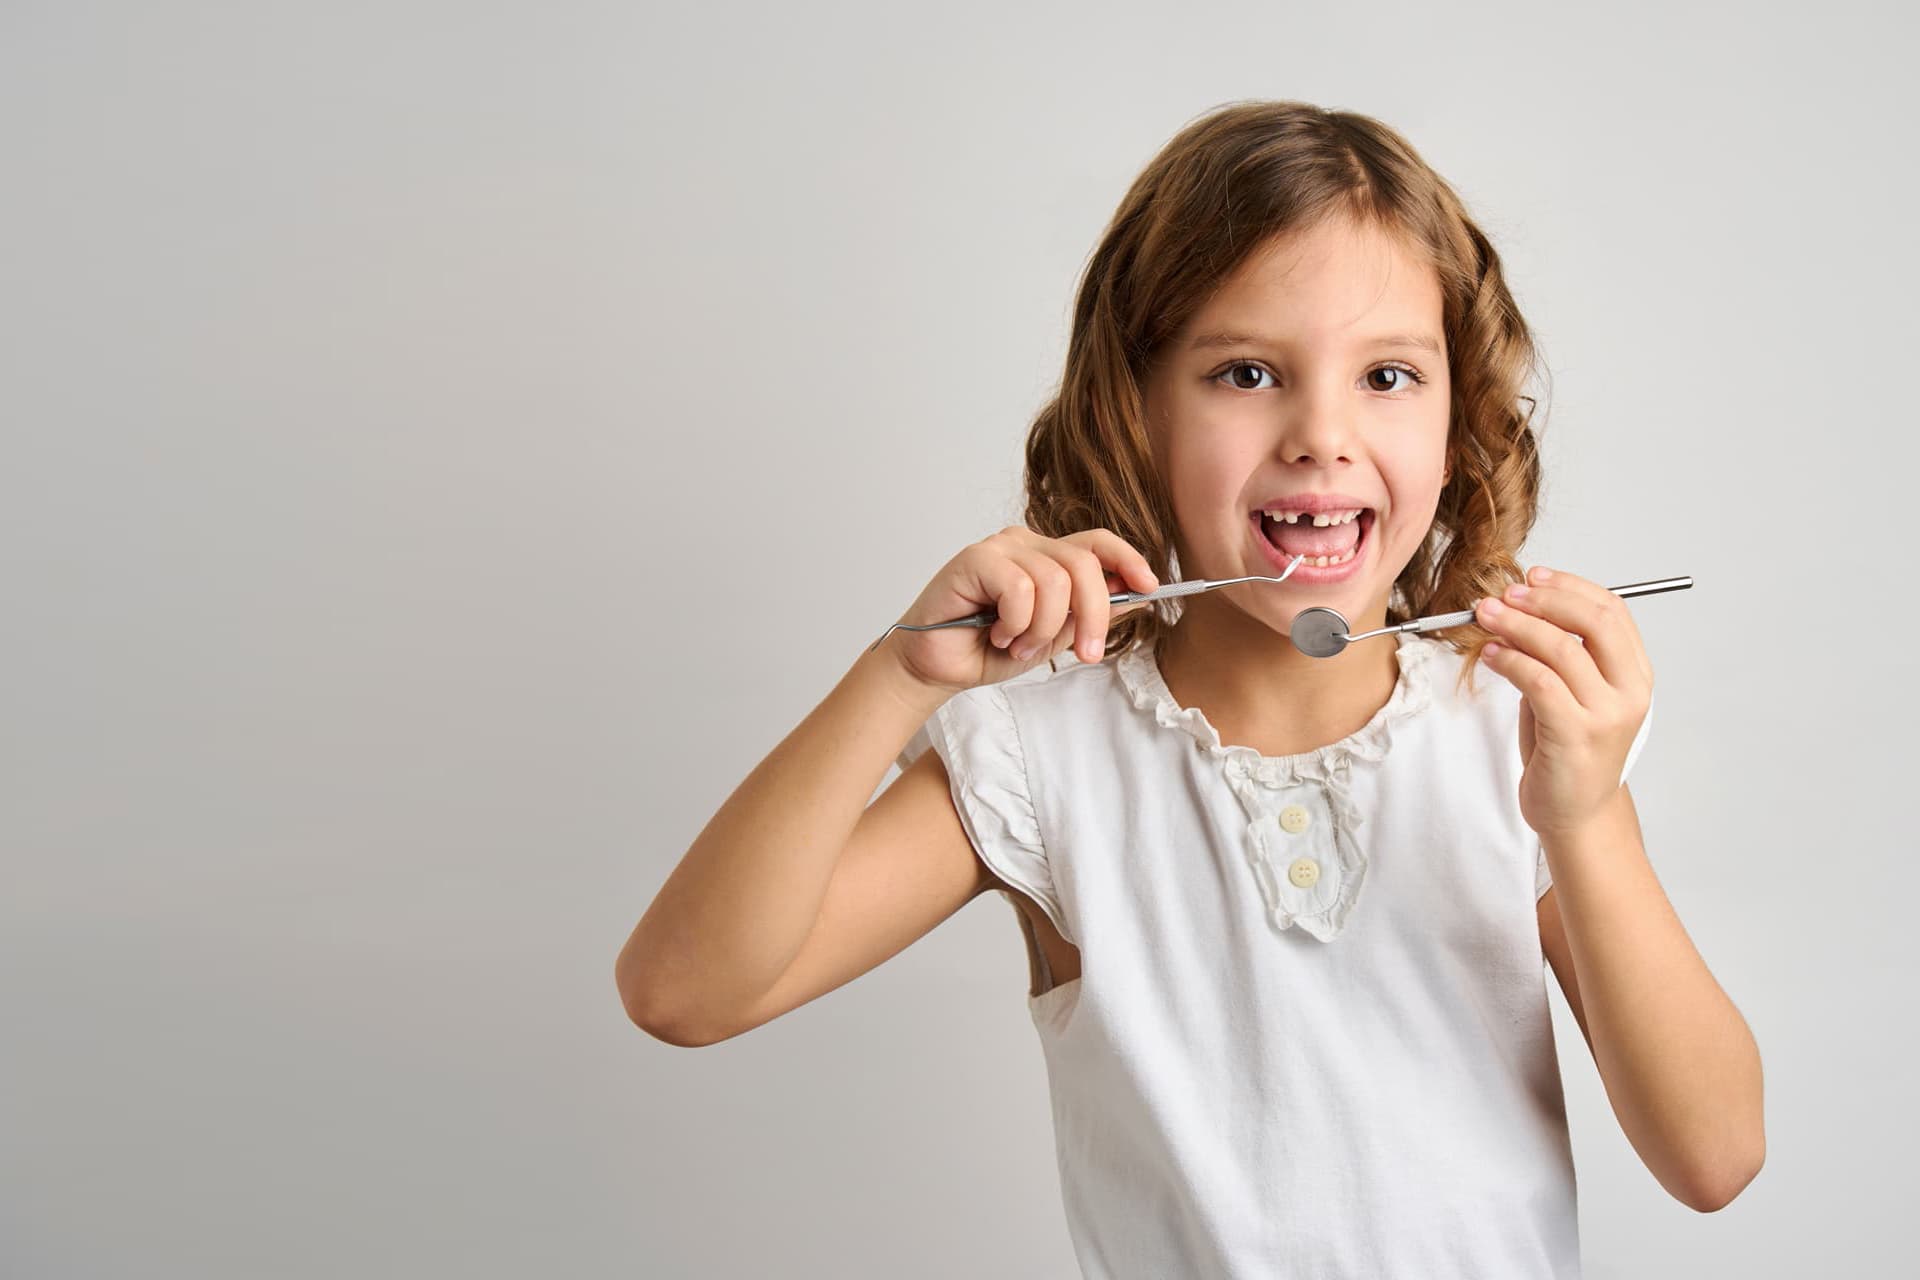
[
  {"xmin": 1273, "ymin": 403, "xmax": 1359, "ymax": 466},
  {"xmin": 1279, "ymin": 371, "xmax": 1364, "ymax": 446}
]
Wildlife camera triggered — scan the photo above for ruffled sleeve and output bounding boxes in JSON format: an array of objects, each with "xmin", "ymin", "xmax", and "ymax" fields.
[
  {"xmin": 1536, "ymin": 690, "xmax": 1655, "ymax": 899},
  {"xmin": 896, "ymin": 683, "xmax": 1072, "ymax": 944}
]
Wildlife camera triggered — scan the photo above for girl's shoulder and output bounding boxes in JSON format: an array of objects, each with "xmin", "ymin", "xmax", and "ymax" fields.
[
  {"xmin": 894, "ymin": 657, "xmax": 1081, "ymax": 777},
  {"xmin": 1415, "ymin": 635, "xmax": 1528, "ymax": 746}
]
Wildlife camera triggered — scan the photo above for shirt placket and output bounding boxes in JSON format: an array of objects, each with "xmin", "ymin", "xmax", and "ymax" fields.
[{"xmin": 1223, "ymin": 752, "xmax": 1368, "ymax": 942}]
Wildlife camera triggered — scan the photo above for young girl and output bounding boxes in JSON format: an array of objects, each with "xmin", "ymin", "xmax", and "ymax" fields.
[{"xmin": 617, "ymin": 100, "xmax": 1764, "ymax": 1277}]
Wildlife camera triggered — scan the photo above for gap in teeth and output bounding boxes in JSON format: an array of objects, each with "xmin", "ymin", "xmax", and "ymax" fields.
[{"xmin": 1261, "ymin": 508, "xmax": 1363, "ymax": 526}]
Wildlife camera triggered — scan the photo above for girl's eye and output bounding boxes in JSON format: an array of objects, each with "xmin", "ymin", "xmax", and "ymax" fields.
[
  {"xmin": 1210, "ymin": 361, "xmax": 1428, "ymax": 393},
  {"xmin": 1364, "ymin": 363, "xmax": 1425, "ymax": 393},
  {"xmin": 1215, "ymin": 361, "xmax": 1276, "ymax": 392}
]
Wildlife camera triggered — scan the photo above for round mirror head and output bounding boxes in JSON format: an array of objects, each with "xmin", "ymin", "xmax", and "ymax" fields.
[{"xmin": 1290, "ymin": 606, "xmax": 1351, "ymax": 659}]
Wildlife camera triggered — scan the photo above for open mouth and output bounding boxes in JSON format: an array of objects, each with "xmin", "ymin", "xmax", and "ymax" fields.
[{"xmin": 1251, "ymin": 507, "xmax": 1374, "ymax": 569}]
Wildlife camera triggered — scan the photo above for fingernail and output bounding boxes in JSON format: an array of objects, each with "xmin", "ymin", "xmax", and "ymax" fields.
[
  {"xmin": 1479, "ymin": 596, "xmax": 1504, "ymax": 615},
  {"xmin": 1505, "ymin": 584, "xmax": 1530, "ymax": 601},
  {"xmin": 1014, "ymin": 642, "xmax": 1037, "ymax": 660},
  {"xmin": 1530, "ymin": 566, "xmax": 1554, "ymax": 583}
]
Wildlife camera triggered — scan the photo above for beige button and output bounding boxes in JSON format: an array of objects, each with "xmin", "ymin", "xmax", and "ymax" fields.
[
  {"xmin": 1287, "ymin": 856, "xmax": 1321, "ymax": 888},
  {"xmin": 1279, "ymin": 804, "xmax": 1311, "ymax": 834}
]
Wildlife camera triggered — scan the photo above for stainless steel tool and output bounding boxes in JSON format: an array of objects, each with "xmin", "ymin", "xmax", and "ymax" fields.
[
  {"xmin": 868, "ymin": 556, "xmax": 1694, "ymax": 660},
  {"xmin": 1288, "ymin": 575, "xmax": 1695, "ymax": 658}
]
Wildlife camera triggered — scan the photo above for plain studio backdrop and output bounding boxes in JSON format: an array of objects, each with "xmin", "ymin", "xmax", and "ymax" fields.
[{"xmin": 4, "ymin": 1, "xmax": 1913, "ymax": 1276}]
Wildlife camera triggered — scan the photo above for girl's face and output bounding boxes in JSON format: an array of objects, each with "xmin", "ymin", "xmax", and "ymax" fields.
[{"xmin": 1144, "ymin": 215, "xmax": 1451, "ymax": 633}]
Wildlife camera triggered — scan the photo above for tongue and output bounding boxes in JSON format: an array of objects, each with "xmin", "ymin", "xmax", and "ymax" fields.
[{"xmin": 1267, "ymin": 514, "xmax": 1362, "ymax": 558}]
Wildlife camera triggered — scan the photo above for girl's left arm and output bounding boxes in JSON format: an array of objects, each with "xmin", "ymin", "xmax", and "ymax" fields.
[
  {"xmin": 1537, "ymin": 791, "xmax": 1765, "ymax": 1212},
  {"xmin": 1475, "ymin": 567, "xmax": 1765, "ymax": 1214}
]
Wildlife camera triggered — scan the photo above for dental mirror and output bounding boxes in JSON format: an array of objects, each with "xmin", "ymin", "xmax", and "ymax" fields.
[{"xmin": 1289, "ymin": 576, "xmax": 1695, "ymax": 658}]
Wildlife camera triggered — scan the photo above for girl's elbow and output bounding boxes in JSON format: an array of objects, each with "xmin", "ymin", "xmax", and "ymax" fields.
[{"xmin": 1679, "ymin": 1133, "xmax": 1766, "ymax": 1213}]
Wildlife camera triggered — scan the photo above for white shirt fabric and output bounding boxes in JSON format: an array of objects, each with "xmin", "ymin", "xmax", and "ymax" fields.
[{"xmin": 897, "ymin": 629, "xmax": 1652, "ymax": 1278}]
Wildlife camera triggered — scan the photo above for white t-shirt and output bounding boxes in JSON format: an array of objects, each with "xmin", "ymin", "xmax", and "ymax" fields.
[{"xmin": 897, "ymin": 629, "xmax": 1652, "ymax": 1279}]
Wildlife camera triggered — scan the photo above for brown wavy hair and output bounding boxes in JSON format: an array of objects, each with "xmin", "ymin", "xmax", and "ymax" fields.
[{"xmin": 1025, "ymin": 99, "xmax": 1545, "ymax": 698}]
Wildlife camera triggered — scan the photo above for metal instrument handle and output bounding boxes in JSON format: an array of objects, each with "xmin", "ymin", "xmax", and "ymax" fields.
[{"xmin": 1344, "ymin": 575, "xmax": 1696, "ymax": 643}]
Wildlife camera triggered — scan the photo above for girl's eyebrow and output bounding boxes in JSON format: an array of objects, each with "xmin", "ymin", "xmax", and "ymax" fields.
[{"xmin": 1187, "ymin": 330, "xmax": 1444, "ymax": 357}]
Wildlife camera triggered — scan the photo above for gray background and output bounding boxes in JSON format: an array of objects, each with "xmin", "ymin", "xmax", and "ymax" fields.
[{"xmin": 5, "ymin": 1, "xmax": 1912, "ymax": 1276}]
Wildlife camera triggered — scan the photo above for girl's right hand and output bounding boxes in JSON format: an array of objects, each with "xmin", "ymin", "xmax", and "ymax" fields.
[{"xmin": 883, "ymin": 526, "xmax": 1161, "ymax": 696}]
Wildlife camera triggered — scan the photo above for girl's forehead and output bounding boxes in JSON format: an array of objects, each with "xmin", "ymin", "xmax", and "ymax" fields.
[
  {"xmin": 1220, "ymin": 221, "xmax": 1437, "ymax": 309},
  {"xmin": 1184, "ymin": 237, "xmax": 1443, "ymax": 350}
]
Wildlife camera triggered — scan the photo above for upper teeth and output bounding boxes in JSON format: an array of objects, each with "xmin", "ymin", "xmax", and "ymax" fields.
[{"xmin": 1261, "ymin": 508, "xmax": 1363, "ymax": 526}]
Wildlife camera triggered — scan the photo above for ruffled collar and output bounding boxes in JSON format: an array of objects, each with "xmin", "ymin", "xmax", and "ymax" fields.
[{"xmin": 1114, "ymin": 628, "xmax": 1444, "ymax": 786}]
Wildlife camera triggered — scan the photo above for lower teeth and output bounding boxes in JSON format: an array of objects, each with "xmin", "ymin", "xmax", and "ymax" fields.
[
  {"xmin": 1267, "ymin": 529, "xmax": 1360, "ymax": 566},
  {"xmin": 1262, "ymin": 514, "xmax": 1367, "ymax": 567}
]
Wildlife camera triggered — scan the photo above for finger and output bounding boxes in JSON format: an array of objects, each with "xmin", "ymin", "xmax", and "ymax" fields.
[
  {"xmin": 1071, "ymin": 528, "xmax": 1160, "ymax": 597},
  {"xmin": 1475, "ymin": 593, "xmax": 1610, "ymax": 711},
  {"xmin": 1004, "ymin": 546, "xmax": 1073, "ymax": 660},
  {"xmin": 1479, "ymin": 633, "xmax": 1582, "ymax": 727},
  {"xmin": 1517, "ymin": 567, "xmax": 1651, "ymax": 689},
  {"xmin": 1014, "ymin": 525, "xmax": 1160, "ymax": 605},
  {"xmin": 1055, "ymin": 542, "xmax": 1117, "ymax": 665},
  {"xmin": 1074, "ymin": 529, "xmax": 1162, "ymax": 640},
  {"xmin": 972, "ymin": 544, "xmax": 1036, "ymax": 650},
  {"xmin": 1041, "ymin": 615, "xmax": 1081, "ymax": 666}
]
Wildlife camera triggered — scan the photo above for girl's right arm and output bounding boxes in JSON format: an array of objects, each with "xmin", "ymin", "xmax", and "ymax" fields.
[{"xmin": 614, "ymin": 526, "xmax": 1158, "ymax": 1046}]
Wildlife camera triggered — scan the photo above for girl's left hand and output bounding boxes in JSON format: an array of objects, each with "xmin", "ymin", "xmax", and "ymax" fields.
[{"xmin": 1474, "ymin": 566, "xmax": 1654, "ymax": 839}]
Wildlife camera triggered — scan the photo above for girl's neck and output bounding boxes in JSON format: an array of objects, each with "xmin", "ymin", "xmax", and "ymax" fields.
[{"xmin": 1156, "ymin": 602, "xmax": 1401, "ymax": 759}]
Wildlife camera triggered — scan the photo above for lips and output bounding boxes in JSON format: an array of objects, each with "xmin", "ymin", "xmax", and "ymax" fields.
[{"xmin": 1248, "ymin": 493, "xmax": 1375, "ymax": 516}]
